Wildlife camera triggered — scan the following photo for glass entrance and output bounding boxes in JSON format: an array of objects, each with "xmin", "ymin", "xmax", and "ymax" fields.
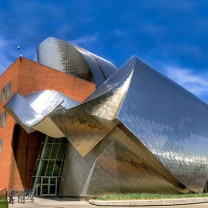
[
  {"xmin": 32, "ymin": 136, "xmax": 68, "ymax": 196},
  {"xmin": 41, "ymin": 177, "xmax": 57, "ymax": 196}
]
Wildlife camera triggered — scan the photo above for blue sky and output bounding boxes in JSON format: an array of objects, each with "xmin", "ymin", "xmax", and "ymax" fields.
[{"xmin": 1, "ymin": 0, "xmax": 208, "ymax": 102}]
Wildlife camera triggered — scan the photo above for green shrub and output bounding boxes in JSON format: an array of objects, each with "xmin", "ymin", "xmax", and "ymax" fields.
[{"xmin": 0, "ymin": 197, "xmax": 8, "ymax": 208}]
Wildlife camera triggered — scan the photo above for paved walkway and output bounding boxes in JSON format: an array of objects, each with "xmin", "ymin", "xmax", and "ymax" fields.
[
  {"xmin": 9, "ymin": 197, "xmax": 95, "ymax": 208},
  {"xmin": 8, "ymin": 197, "xmax": 208, "ymax": 208}
]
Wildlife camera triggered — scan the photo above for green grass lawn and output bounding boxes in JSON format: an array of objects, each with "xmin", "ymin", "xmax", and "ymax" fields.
[
  {"xmin": 97, "ymin": 193, "xmax": 208, "ymax": 200},
  {"xmin": 0, "ymin": 198, "xmax": 8, "ymax": 208}
]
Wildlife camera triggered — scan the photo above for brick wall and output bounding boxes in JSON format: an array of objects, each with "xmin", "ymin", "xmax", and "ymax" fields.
[
  {"xmin": 9, "ymin": 124, "xmax": 44, "ymax": 190},
  {"xmin": 18, "ymin": 57, "xmax": 96, "ymax": 102},
  {"xmin": 0, "ymin": 59, "xmax": 20, "ymax": 191}
]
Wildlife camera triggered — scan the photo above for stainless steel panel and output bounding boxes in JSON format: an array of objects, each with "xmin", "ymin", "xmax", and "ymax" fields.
[
  {"xmin": 4, "ymin": 93, "xmax": 43, "ymax": 127},
  {"xmin": 59, "ymin": 127, "xmax": 183, "ymax": 196},
  {"xmin": 51, "ymin": 105, "xmax": 116, "ymax": 157},
  {"xmin": 4, "ymin": 90, "xmax": 79, "ymax": 138},
  {"xmin": 50, "ymin": 72, "xmax": 134, "ymax": 155},
  {"xmin": 75, "ymin": 47, "xmax": 106, "ymax": 86},
  {"xmin": 58, "ymin": 140, "xmax": 97, "ymax": 196},
  {"xmin": 117, "ymin": 57, "xmax": 208, "ymax": 192},
  {"xmin": 76, "ymin": 46, "xmax": 117, "ymax": 84},
  {"xmin": 86, "ymin": 127, "xmax": 180, "ymax": 195},
  {"xmin": 36, "ymin": 37, "xmax": 117, "ymax": 86}
]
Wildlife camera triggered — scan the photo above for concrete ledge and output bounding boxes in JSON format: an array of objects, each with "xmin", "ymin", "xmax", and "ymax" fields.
[{"xmin": 89, "ymin": 197, "xmax": 208, "ymax": 206}]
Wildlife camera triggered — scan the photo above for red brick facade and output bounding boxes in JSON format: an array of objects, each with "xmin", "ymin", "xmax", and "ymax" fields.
[
  {"xmin": 9, "ymin": 125, "xmax": 45, "ymax": 190},
  {"xmin": 0, "ymin": 57, "xmax": 96, "ymax": 194}
]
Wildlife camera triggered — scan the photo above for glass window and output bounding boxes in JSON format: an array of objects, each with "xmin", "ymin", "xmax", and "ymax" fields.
[
  {"xmin": 57, "ymin": 144, "xmax": 66, "ymax": 160},
  {"xmin": 40, "ymin": 160, "xmax": 48, "ymax": 176},
  {"xmin": 43, "ymin": 144, "xmax": 52, "ymax": 159},
  {"xmin": 53, "ymin": 161, "xmax": 62, "ymax": 176},
  {"xmin": 0, "ymin": 139, "xmax": 2, "ymax": 153},
  {"xmin": 34, "ymin": 138, "xmax": 67, "ymax": 177},
  {"xmin": 1, "ymin": 111, "xmax": 6, "ymax": 127},
  {"xmin": 6, "ymin": 82, "xmax": 11, "ymax": 98},
  {"xmin": 50, "ymin": 144, "xmax": 59, "ymax": 159},
  {"xmin": 1, "ymin": 87, "xmax": 6, "ymax": 102},
  {"xmin": 46, "ymin": 161, "xmax": 55, "ymax": 176}
]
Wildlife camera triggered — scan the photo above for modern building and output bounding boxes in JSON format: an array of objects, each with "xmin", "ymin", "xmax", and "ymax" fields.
[{"xmin": 1, "ymin": 37, "xmax": 208, "ymax": 197}]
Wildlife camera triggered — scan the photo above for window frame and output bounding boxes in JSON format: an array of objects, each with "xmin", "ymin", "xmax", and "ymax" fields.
[
  {"xmin": 1, "ymin": 87, "xmax": 6, "ymax": 102},
  {"xmin": 1, "ymin": 111, "xmax": 6, "ymax": 127},
  {"xmin": 6, "ymin": 82, "xmax": 12, "ymax": 98}
]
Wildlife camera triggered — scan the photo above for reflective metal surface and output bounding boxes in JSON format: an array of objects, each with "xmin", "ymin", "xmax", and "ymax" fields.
[
  {"xmin": 36, "ymin": 37, "xmax": 117, "ymax": 86},
  {"xmin": 4, "ymin": 90, "xmax": 79, "ymax": 138},
  {"xmin": 5, "ymin": 54, "xmax": 208, "ymax": 196},
  {"xmin": 59, "ymin": 126, "xmax": 186, "ymax": 196},
  {"xmin": 85, "ymin": 127, "xmax": 182, "ymax": 195},
  {"xmin": 117, "ymin": 57, "xmax": 208, "ymax": 193}
]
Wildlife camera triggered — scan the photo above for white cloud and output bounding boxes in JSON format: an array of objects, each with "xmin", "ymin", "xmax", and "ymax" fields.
[
  {"xmin": 162, "ymin": 65, "xmax": 208, "ymax": 97},
  {"xmin": 70, "ymin": 35, "xmax": 98, "ymax": 45}
]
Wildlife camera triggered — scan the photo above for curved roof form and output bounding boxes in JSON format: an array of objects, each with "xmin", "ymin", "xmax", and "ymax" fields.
[{"xmin": 35, "ymin": 37, "xmax": 117, "ymax": 87}]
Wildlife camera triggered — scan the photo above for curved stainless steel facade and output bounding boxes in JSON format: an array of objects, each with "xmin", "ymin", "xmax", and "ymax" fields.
[
  {"xmin": 5, "ymin": 90, "xmax": 79, "ymax": 138},
  {"xmin": 5, "ymin": 50, "xmax": 208, "ymax": 196},
  {"xmin": 36, "ymin": 37, "xmax": 117, "ymax": 86}
]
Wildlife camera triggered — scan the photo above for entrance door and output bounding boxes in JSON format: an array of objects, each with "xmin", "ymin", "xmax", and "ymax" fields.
[{"xmin": 41, "ymin": 177, "xmax": 57, "ymax": 196}]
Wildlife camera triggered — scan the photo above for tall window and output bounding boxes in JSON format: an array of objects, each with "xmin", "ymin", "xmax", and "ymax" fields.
[
  {"xmin": 33, "ymin": 137, "xmax": 67, "ymax": 196},
  {"xmin": 1, "ymin": 87, "xmax": 6, "ymax": 102},
  {"xmin": 6, "ymin": 82, "xmax": 11, "ymax": 98},
  {"xmin": 0, "ymin": 139, "xmax": 2, "ymax": 153},
  {"xmin": 1, "ymin": 111, "xmax": 6, "ymax": 127},
  {"xmin": 1, "ymin": 82, "xmax": 12, "ymax": 101}
]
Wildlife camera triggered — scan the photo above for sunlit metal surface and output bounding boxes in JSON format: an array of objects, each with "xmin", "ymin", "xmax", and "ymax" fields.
[
  {"xmin": 59, "ymin": 127, "xmax": 187, "ymax": 196},
  {"xmin": 85, "ymin": 127, "xmax": 183, "ymax": 195},
  {"xmin": 76, "ymin": 46, "xmax": 117, "ymax": 82},
  {"xmin": 25, "ymin": 90, "xmax": 79, "ymax": 111},
  {"xmin": 5, "ymin": 54, "xmax": 208, "ymax": 196},
  {"xmin": 51, "ymin": 104, "xmax": 117, "ymax": 157},
  {"xmin": 50, "ymin": 69, "xmax": 134, "ymax": 155},
  {"xmin": 4, "ymin": 90, "xmax": 79, "ymax": 137},
  {"xmin": 116, "ymin": 57, "xmax": 208, "ymax": 193},
  {"xmin": 36, "ymin": 37, "xmax": 117, "ymax": 86}
]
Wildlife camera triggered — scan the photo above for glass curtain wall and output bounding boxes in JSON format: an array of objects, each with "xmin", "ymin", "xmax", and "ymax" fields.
[{"xmin": 32, "ymin": 136, "xmax": 67, "ymax": 196}]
